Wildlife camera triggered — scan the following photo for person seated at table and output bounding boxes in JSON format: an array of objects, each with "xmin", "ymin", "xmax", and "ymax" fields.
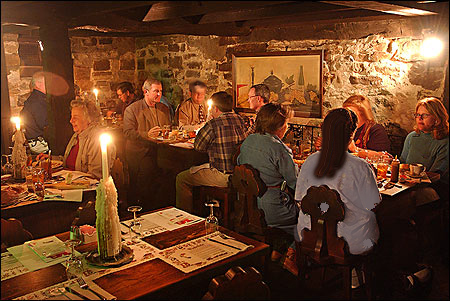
[
  {"xmin": 175, "ymin": 80, "xmax": 208, "ymax": 129},
  {"xmin": 107, "ymin": 81, "xmax": 137, "ymax": 118},
  {"xmin": 315, "ymin": 95, "xmax": 391, "ymax": 161},
  {"xmin": 176, "ymin": 91, "xmax": 247, "ymax": 214},
  {"xmin": 237, "ymin": 103, "xmax": 298, "ymax": 259},
  {"xmin": 400, "ymin": 97, "xmax": 449, "ymax": 201},
  {"xmin": 123, "ymin": 78, "xmax": 171, "ymax": 210},
  {"xmin": 244, "ymin": 83, "xmax": 271, "ymax": 135},
  {"xmin": 37, "ymin": 99, "xmax": 116, "ymax": 180},
  {"xmin": 296, "ymin": 108, "xmax": 381, "ymax": 256}
]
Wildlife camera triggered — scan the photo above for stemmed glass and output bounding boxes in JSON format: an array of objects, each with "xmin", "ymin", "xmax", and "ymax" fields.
[
  {"xmin": 127, "ymin": 205, "xmax": 142, "ymax": 242},
  {"xmin": 205, "ymin": 200, "xmax": 219, "ymax": 234},
  {"xmin": 65, "ymin": 225, "xmax": 83, "ymax": 280},
  {"xmin": 2, "ymin": 155, "xmax": 13, "ymax": 175}
]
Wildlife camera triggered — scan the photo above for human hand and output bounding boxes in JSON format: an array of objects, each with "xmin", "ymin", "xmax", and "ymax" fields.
[
  {"xmin": 148, "ymin": 126, "xmax": 162, "ymax": 138},
  {"xmin": 348, "ymin": 140, "xmax": 357, "ymax": 153}
]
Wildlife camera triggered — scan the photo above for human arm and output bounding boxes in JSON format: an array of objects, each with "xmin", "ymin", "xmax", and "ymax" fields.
[
  {"xmin": 194, "ymin": 123, "xmax": 214, "ymax": 152},
  {"xmin": 122, "ymin": 105, "xmax": 151, "ymax": 142},
  {"xmin": 429, "ymin": 141, "xmax": 449, "ymax": 174}
]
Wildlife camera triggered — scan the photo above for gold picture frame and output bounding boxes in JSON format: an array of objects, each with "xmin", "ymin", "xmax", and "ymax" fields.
[{"xmin": 232, "ymin": 50, "xmax": 323, "ymax": 118}]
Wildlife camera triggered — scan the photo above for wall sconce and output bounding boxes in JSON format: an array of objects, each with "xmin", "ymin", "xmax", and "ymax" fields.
[{"xmin": 420, "ymin": 37, "xmax": 443, "ymax": 58}]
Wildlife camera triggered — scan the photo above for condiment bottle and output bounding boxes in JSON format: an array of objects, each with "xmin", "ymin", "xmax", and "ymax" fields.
[{"xmin": 390, "ymin": 155, "xmax": 400, "ymax": 183}]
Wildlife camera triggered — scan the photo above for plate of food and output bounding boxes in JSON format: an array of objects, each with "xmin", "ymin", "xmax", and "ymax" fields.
[
  {"xmin": 32, "ymin": 160, "xmax": 63, "ymax": 170},
  {"xmin": 405, "ymin": 171, "xmax": 426, "ymax": 178},
  {"xmin": 1, "ymin": 185, "xmax": 27, "ymax": 208}
]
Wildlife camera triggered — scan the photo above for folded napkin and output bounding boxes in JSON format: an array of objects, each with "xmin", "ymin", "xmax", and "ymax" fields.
[
  {"xmin": 170, "ymin": 142, "xmax": 194, "ymax": 149},
  {"xmin": 69, "ymin": 278, "xmax": 117, "ymax": 300}
]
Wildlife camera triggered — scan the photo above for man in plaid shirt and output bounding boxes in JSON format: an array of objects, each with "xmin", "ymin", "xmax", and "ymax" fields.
[{"xmin": 176, "ymin": 91, "xmax": 247, "ymax": 214}]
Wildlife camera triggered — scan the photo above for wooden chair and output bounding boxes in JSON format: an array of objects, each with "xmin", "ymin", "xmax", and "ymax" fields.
[
  {"xmin": 202, "ymin": 266, "xmax": 270, "ymax": 300},
  {"xmin": 230, "ymin": 164, "xmax": 294, "ymax": 256},
  {"xmin": 296, "ymin": 185, "xmax": 374, "ymax": 300},
  {"xmin": 1, "ymin": 218, "xmax": 33, "ymax": 252}
]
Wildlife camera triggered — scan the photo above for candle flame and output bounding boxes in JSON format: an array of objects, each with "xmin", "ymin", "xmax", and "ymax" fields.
[
  {"xmin": 207, "ymin": 99, "xmax": 213, "ymax": 110},
  {"xmin": 99, "ymin": 133, "xmax": 111, "ymax": 152},
  {"xmin": 11, "ymin": 117, "xmax": 20, "ymax": 131},
  {"xmin": 93, "ymin": 88, "xmax": 99, "ymax": 99}
]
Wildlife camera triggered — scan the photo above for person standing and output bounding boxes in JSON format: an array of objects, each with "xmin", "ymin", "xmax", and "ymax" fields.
[
  {"xmin": 176, "ymin": 91, "xmax": 247, "ymax": 214},
  {"xmin": 175, "ymin": 80, "xmax": 208, "ymax": 128},
  {"xmin": 123, "ymin": 78, "xmax": 171, "ymax": 210},
  {"xmin": 20, "ymin": 72, "xmax": 49, "ymax": 154}
]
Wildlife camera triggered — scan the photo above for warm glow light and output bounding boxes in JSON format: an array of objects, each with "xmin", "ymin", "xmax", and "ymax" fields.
[
  {"xmin": 99, "ymin": 133, "xmax": 111, "ymax": 152},
  {"xmin": 11, "ymin": 117, "xmax": 20, "ymax": 131},
  {"xmin": 38, "ymin": 40, "xmax": 44, "ymax": 51},
  {"xmin": 207, "ymin": 99, "xmax": 213, "ymax": 110},
  {"xmin": 93, "ymin": 88, "xmax": 99, "ymax": 100},
  {"xmin": 421, "ymin": 37, "xmax": 443, "ymax": 58}
]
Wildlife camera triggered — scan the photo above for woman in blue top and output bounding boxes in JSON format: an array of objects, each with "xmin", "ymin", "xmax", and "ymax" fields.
[
  {"xmin": 237, "ymin": 103, "xmax": 299, "ymax": 238},
  {"xmin": 400, "ymin": 97, "xmax": 449, "ymax": 176}
]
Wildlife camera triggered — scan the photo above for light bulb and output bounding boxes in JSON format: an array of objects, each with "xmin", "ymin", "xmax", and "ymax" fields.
[{"xmin": 421, "ymin": 37, "xmax": 443, "ymax": 58}]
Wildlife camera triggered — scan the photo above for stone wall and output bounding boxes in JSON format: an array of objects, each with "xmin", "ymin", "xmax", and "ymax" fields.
[
  {"xmin": 70, "ymin": 36, "xmax": 137, "ymax": 109},
  {"xmin": 3, "ymin": 33, "xmax": 34, "ymax": 116}
]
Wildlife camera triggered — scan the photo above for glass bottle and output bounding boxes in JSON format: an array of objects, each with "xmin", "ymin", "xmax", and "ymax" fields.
[{"xmin": 390, "ymin": 155, "xmax": 400, "ymax": 183}]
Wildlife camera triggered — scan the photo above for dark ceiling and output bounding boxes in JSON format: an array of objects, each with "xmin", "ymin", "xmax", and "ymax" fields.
[{"xmin": 1, "ymin": 1, "xmax": 448, "ymax": 37}]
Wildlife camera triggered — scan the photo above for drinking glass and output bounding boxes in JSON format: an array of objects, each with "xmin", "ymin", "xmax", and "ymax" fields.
[
  {"xmin": 2, "ymin": 155, "xmax": 13, "ymax": 175},
  {"xmin": 205, "ymin": 200, "xmax": 219, "ymax": 234},
  {"xmin": 377, "ymin": 156, "xmax": 390, "ymax": 179},
  {"xmin": 127, "ymin": 205, "xmax": 142, "ymax": 242},
  {"xmin": 25, "ymin": 166, "xmax": 34, "ymax": 193},
  {"xmin": 162, "ymin": 125, "xmax": 171, "ymax": 139},
  {"xmin": 32, "ymin": 167, "xmax": 45, "ymax": 197},
  {"xmin": 65, "ymin": 226, "xmax": 83, "ymax": 280}
]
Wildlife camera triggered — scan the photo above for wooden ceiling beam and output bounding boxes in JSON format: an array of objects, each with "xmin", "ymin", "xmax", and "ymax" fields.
[
  {"xmin": 320, "ymin": 1, "xmax": 437, "ymax": 16},
  {"xmin": 142, "ymin": 1, "xmax": 294, "ymax": 22}
]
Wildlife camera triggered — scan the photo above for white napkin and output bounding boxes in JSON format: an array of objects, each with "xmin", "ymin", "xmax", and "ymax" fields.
[
  {"xmin": 170, "ymin": 142, "xmax": 194, "ymax": 149},
  {"xmin": 189, "ymin": 163, "xmax": 210, "ymax": 174},
  {"xmin": 44, "ymin": 189, "xmax": 83, "ymax": 202}
]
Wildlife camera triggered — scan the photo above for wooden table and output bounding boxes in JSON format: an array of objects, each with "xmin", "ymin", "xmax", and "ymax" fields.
[
  {"xmin": 1, "ymin": 217, "xmax": 269, "ymax": 300},
  {"xmin": 1, "ymin": 190, "xmax": 97, "ymax": 240}
]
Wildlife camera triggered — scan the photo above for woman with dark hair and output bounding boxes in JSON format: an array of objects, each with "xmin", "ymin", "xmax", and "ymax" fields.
[
  {"xmin": 295, "ymin": 108, "xmax": 381, "ymax": 255},
  {"xmin": 237, "ymin": 103, "xmax": 298, "ymax": 241}
]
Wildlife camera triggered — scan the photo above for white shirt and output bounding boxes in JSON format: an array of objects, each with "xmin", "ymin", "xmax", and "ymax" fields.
[{"xmin": 295, "ymin": 152, "xmax": 381, "ymax": 255}]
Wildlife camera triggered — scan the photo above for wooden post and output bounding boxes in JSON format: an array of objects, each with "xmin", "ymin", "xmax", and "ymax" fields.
[
  {"xmin": 39, "ymin": 21, "xmax": 75, "ymax": 155},
  {"xmin": 1, "ymin": 30, "xmax": 13, "ymax": 155}
]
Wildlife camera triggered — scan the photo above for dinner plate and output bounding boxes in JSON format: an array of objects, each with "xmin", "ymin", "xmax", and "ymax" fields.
[{"xmin": 405, "ymin": 171, "xmax": 426, "ymax": 178}]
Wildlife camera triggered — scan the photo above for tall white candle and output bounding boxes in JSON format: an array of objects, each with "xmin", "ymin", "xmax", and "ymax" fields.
[
  {"xmin": 11, "ymin": 117, "xmax": 20, "ymax": 131},
  {"xmin": 99, "ymin": 133, "xmax": 111, "ymax": 181},
  {"xmin": 93, "ymin": 88, "xmax": 99, "ymax": 101}
]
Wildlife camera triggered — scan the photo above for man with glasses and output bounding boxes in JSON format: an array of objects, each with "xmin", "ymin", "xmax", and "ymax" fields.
[
  {"xmin": 245, "ymin": 83, "xmax": 270, "ymax": 135},
  {"xmin": 108, "ymin": 81, "xmax": 137, "ymax": 118},
  {"xmin": 175, "ymin": 80, "xmax": 208, "ymax": 129},
  {"xmin": 123, "ymin": 78, "xmax": 171, "ymax": 210}
]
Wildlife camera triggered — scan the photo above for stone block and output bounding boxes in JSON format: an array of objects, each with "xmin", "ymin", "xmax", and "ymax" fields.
[
  {"xmin": 218, "ymin": 62, "xmax": 231, "ymax": 72},
  {"xmin": 94, "ymin": 59, "xmax": 110, "ymax": 71},
  {"xmin": 4, "ymin": 41, "xmax": 19, "ymax": 54},
  {"xmin": 408, "ymin": 62, "xmax": 443, "ymax": 91},
  {"xmin": 99, "ymin": 38, "xmax": 113, "ymax": 45},
  {"xmin": 120, "ymin": 59, "xmax": 135, "ymax": 70},
  {"xmin": 186, "ymin": 70, "xmax": 200, "ymax": 78},
  {"xmin": 180, "ymin": 44, "xmax": 186, "ymax": 52},
  {"xmin": 82, "ymin": 38, "xmax": 97, "ymax": 46},
  {"xmin": 168, "ymin": 44, "xmax": 180, "ymax": 52},
  {"xmin": 161, "ymin": 70, "xmax": 174, "ymax": 78},
  {"xmin": 183, "ymin": 53, "xmax": 196, "ymax": 60},
  {"xmin": 74, "ymin": 67, "xmax": 91, "ymax": 80},
  {"xmin": 223, "ymin": 73, "xmax": 232, "ymax": 80},
  {"xmin": 3, "ymin": 33, "xmax": 18, "ymax": 41},
  {"xmin": 137, "ymin": 59, "xmax": 145, "ymax": 70},
  {"xmin": 139, "ymin": 50, "xmax": 146, "ymax": 57},
  {"xmin": 187, "ymin": 61, "xmax": 202, "ymax": 69},
  {"xmin": 73, "ymin": 53, "xmax": 93, "ymax": 67},
  {"xmin": 138, "ymin": 71, "xmax": 149, "ymax": 81},
  {"xmin": 146, "ymin": 57, "xmax": 161, "ymax": 65},
  {"xmin": 92, "ymin": 71, "xmax": 112, "ymax": 78},
  {"xmin": 5, "ymin": 53, "xmax": 20, "ymax": 66},
  {"xmin": 207, "ymin": 73, "xmax": 218, "ymax": 82},
  {"xmin": 226, "ymin": 43, "xmax": 267, "ymax": 60},
  {"xmin": 163, "ymin": 56, "xmax": 168, "ymax": 64},
  {"xmin": 168, "ymin": 56, "xmax": 182, "ymax": 69}
]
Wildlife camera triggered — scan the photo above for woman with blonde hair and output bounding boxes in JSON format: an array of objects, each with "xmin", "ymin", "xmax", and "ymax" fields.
[
  {"xmin": 342, "ymin": 95, "xmax": 391, "ymax": 156},
  {"xmin": 400, "ymin": 97, "xmax": 449, "ymax": 176}
]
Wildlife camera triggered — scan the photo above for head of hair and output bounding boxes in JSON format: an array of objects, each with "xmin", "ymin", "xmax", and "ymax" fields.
[
  {"xmin": 342, "ymin": 95, "xmax": 374, "ymax": 122},
  {"xmin": 414, "ymin": 97, "xmax": 449, "ymax": 140},
  {"xmin": 255, "ymin": 103, "xmax": 292, "ymax": 135},
  {"xmin": 142, "ymin": 78, "xmax": 162, "ymax": 91},
  {"xmin": 251, "ymin": 84, "xmax": 270, "ymax": 103},
  {"xmin": 116, "ymin": 82, "xmax": 134, "ymax": 94},
  {"xmin": 70, "ymin": 99, "xmax": 101, "ymax": 124},
  {"xmin": 315, "ymin": 108, "xmax": 358, "ymax": 178},
  {"xmin": 30, "ymin": 71, "xmax": 45, "ymax": 89},
  {"xmin": 211, "ymin": 91, "xmax": 233, "ymax": 113},
  {"xmin": 188, "ymin": 80, "xmax": 207, "ymax": 93}
]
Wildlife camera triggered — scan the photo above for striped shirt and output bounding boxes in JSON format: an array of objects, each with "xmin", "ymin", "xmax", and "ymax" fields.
[{"xmin": 194, "ymin": 112, "xmax": 247, "ymax": 173}]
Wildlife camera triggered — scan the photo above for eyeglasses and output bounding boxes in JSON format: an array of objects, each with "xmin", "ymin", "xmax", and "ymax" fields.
[
  {"xmin": 414, "ymin": 113, "xmax": 432, "ymax": 120},
  {"xmin": 248, "ymin": 95, "xmax": 258, "ymax": 100}
]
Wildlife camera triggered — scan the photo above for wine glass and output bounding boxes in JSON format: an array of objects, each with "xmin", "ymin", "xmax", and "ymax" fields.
[
  {"xmin": 205, "ymin": 200, "xmax": 219, "ymax": 234},
  {"xmin": 65, "ymin": 226, "xmax": 83, "ymax": 280},
  {"xmin": 127, "ymin": 205, "xmax": 142, "ymax": 242},
  {"xmin": 2, "ymin": 155, "xmax": 13, "ymax": 175}
]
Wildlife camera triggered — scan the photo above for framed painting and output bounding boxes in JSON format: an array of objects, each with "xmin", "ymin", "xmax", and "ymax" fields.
[{"xmin": 232, "ymin": 50, "xmax": 323, "ymax": 118}]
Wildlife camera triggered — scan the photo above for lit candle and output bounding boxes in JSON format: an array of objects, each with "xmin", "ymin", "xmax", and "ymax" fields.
[
  {"xmin": 93, "ymin": 88, "xmax": 99, "ymax": 104},
  {"xmin": 11, "ymin": 117, "xmax": 20, "ymax": 131},
  {"xmin": 99, "ymin": 133, "xmax": 112, "ymax": 181},
  {"xmin": 207, "ymin": 99, "xmax": 213, "ymax": 119}
]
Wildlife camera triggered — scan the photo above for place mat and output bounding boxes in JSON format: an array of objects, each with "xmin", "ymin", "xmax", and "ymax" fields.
[
  {"xmin": 44, "ymin": 189, "xmax": 83, "ymax": 202},
  {"xmin": 156, "ymin": 231, "xmax": 254, "ymax": 273},
  {"xmin": 1, "ymin": 251, "xmax": 30, "ymax": 281},
  {"xmin": 25, "ymin": 236, "xmax": 69, "ymax": 263}
]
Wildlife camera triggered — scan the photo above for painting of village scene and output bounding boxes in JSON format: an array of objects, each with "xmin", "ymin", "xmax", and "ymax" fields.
[{"xmin": 232, "ymin": 51, "xmax": 323, "ymax": 118}]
